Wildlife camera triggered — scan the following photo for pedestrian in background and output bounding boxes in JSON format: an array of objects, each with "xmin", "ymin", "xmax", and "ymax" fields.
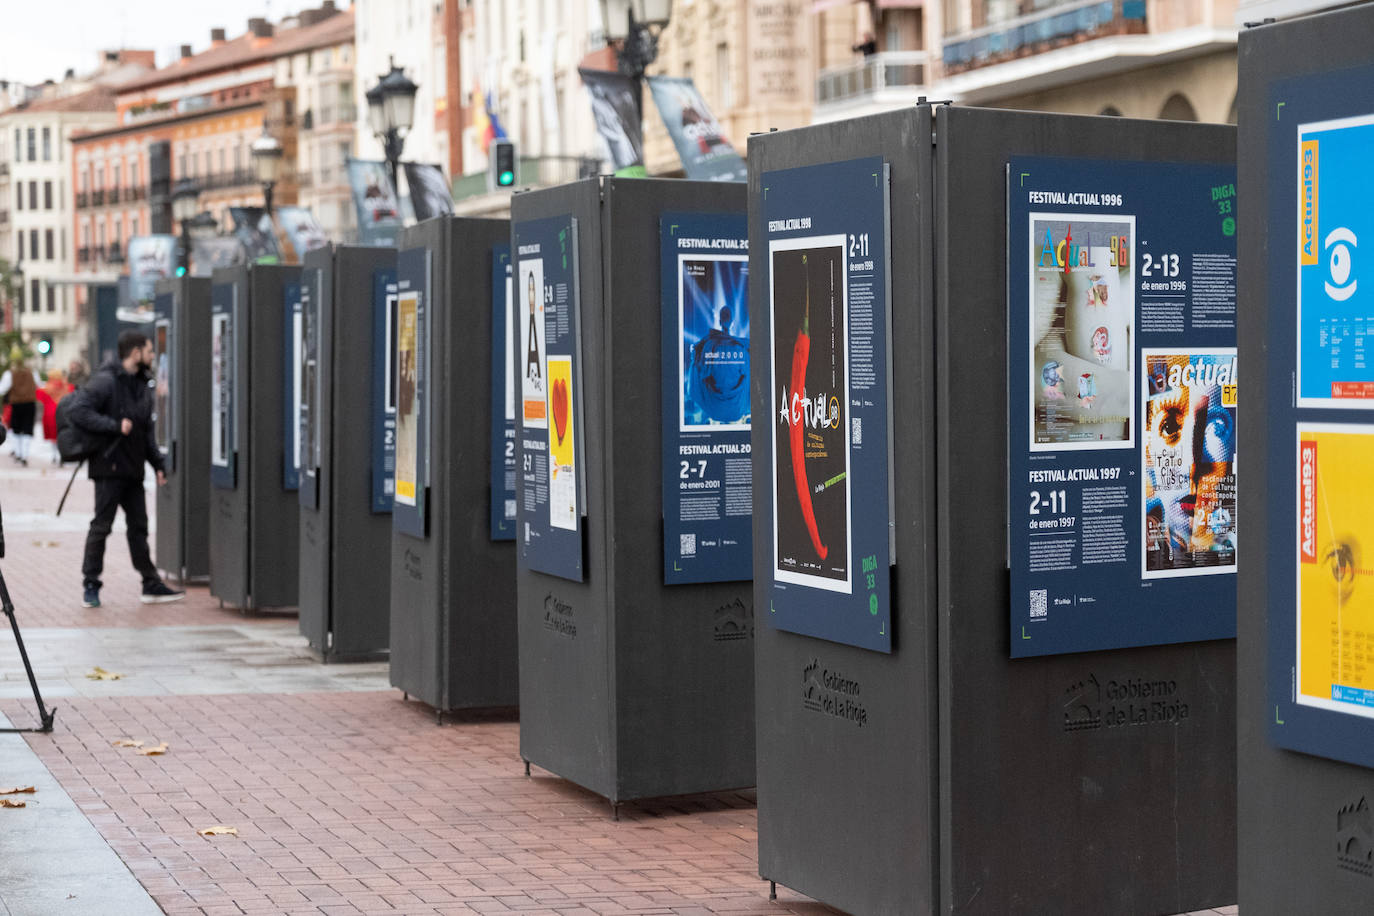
[
  {"xmin": 1, "ymin": 348, "xmax": 38, "ymax": 466},
  {"xmin": 68, "ymin": 330, "xmax": 184, "ymax": 608},
  {"xmin": 66, "ymin": 357, "xmax": 90, "ymax": 390},
  {"xmin": 35, "ymin": 367, "xmax": 72, "ymax": 464}
]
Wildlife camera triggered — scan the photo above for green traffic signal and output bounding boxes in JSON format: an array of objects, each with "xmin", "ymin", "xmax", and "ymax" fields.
[
  {"xmin": 498, "ymin": 170, "xmax": 514, "ymax": 186},
  {"xmin": 175, "ymin": 266, "xmax": 187, "ymax": 277}
]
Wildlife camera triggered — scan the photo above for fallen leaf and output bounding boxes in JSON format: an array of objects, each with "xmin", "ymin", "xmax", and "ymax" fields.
[
  {"xmin": 0, "ymin": 786, "xmax": 35, "ymax": 795},
  {"xmin": 0, "ymin": 798, "xmax": 26, "ymax": 808},
  {"xmin": 86, "ymin": 667, "xmax": 124, "ymax": 681},
  {"xmin": 136, "ymin": 743, "xmax": 169, "ymax": 756},
  {"xmin": 111, "ymin": 739, "xmax": 144, "ymax": 748},
  {"xmin": 197, "ymin": 825, "xmax": 237, "ymax": 837}
]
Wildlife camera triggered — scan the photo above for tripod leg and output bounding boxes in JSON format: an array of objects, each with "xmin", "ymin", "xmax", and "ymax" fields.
[{"xmin": 0, "ymin": 572, "xmax": 55, "ymax": 733}]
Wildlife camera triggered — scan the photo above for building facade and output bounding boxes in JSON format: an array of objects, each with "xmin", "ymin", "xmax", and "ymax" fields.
[
  {"xmin": 643, "ymin": 0, "xmax": 816, "ymax": 175},
  {"xmin": 353, "ymin": 0, "xmax": 449, "ymax": 176}
]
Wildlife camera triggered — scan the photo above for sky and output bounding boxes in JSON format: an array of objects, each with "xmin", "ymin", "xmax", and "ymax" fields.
[{"xmin": 1, "ymin": 0, "xmax": 334, "ymax": 86}]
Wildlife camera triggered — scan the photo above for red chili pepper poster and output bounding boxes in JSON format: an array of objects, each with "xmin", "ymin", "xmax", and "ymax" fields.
[{"xmin": 771, "ymin": 238, "xmax": 851, "ymax": 589}]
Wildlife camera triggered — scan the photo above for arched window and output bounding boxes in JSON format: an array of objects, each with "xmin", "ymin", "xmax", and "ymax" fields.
[{"xmin": 1158, "ymin": 93, "xmax": 1197, "ymax": 122}]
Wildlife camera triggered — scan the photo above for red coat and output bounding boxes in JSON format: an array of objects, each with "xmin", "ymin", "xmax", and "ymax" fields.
[{"xmin": 35, "ymin": 385, "xmax": 71, "ymax": 441}]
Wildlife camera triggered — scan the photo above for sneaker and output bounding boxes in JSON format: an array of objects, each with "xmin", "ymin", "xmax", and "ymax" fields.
[
  {"xmin": 82, "ymin": 587, "xmax": 100, "ymax": 608},
  {"xmin": 140, "ymin": 581, "xmax": 185, "ymax": 604}
]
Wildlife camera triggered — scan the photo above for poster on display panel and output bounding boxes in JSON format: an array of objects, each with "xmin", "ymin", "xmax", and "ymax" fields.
[
  {"xmin": 513, "ymin": 214, "xmax": 584, "ymax": 581},
  {"xmin": 209, "ymin": 282, "xmax": 237, "ymax": 489},
  {"xmin": 489, "ymin": 245, "xmax": 516, "ymax": 540},
  {"xmin": 1006, "ymin": 155, "xmax": 1238, "ymax": 659},
  {"xmin": 392, "ymin": 247, "xmax": 430, "ymax": 538},
  {"xmin": 761, "ymin": 157, "xmax": 893, "ymax": 653},
  {"xmin": 1265, "ymin": 64, "xmax": 1374, "ymax": 769},
  {"xmin": 370, "ymin": 267, "xmax": 398, "ymax": 513},
  {"xmin": 660, "ymin": 212, "xmax": 751, "ymax": 583}
]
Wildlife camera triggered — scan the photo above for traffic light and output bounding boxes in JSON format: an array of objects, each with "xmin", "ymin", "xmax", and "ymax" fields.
[
  {"xmin": 36, "ymin": 336, "xmax": 51, "ymax": 357},
  {"xmin": 492, "ymin": 140, "xmax": 517, "ymax": 188},
  {"xmin": 175, "ymin": 265, "xmax": 187, "ymax": 278}
]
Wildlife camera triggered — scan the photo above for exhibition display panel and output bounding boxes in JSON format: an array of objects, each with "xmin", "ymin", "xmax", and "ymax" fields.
[
  {"xmin": 750, "ymin": 106, "xmax": 1238, "ymax": 914},
  {"xmin": 207, "ymin": 264, "xmax": 302, "ymax": 611},
  {"xmin": 297, "ymin": 245, "xmax": 396, "ymax": 662},
  {"xmin": 1237, "ymin": 7, "xmax": 1374, "ymax": 914},
  {"xmin": 152, "ymin": 276, "xmax": 211, "ymax": 584},
  {"xmin": 511, "ymin": 178, "xmax": 754, "ymax": 806},
  {"xmin": 388, "ymin": 217, "xmax": 518, "ymax": 715}
]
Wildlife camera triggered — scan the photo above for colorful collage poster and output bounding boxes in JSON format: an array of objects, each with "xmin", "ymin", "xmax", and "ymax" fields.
[
  {"xmin": 394, "ymin": 289, "xmax": 420, "ymax": 507},
  {"xmin": 519, "ymin": 255, "xmax": 547, "ymax": 430},
  {"xmin": 761, "ymin": 157, "xmax": 892, "ymax": 653},
  {"xmin": 771, "ymin": 238, "xmax": 851, "ymax": 591},
  {"xmin": 660, "ymin": 212, "xmax": 752, "ymax": 584},
  {"xmin": 546, "ymin": 355, "xmax": 577, "ymax": 531},
  {"xmin": 1141, "ymin": 349, "xmax": 1237, "ymax": 577},
  {"xmin": 1029, "ymin": 216, "xmax": 1135, "ymax": 449},
  {"xmin": 209, "ymin": 283, "xmax": 235, "ymax": 489}
]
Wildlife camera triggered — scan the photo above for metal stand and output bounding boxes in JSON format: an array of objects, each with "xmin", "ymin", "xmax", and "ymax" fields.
[
  {"xmin": 769, "ymin": 881, "xmax": 776, "ymax": 901},
  {"xmin": 0, "ymin": 566, "xmax": 55, "ymax": 734},
  {"xmin": 523, "ymin": 759, "xmax": 530, "ymax": 777}
]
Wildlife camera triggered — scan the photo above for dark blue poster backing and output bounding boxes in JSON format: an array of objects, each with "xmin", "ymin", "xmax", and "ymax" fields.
[
  {"xmin": 392, "ymin": 247, "xmax": 429, "ymax": 539},
  {"xmin": 1265, "ymin": 64, "xmax": 1374, "ymax": 770},
  {"xmin": 489, "ymin": 245, "xmax": 515, "ymax": 540},
  {"xmin": 370, "ymin": 268, "xmax": 397, "ymax": 514},
  {"xmin": 660, "ymin": 212, "xmax": 751, "ymax": 583},
  {"xmin": 282, "ymin": 279, "xmax": 302, "ymax": 492},
  {"xmin": 761, "ymin": 157, "xmax": 893, "ymax": 654},
  {"xmin": 210, "ymin": 281, "xmax": 237, "ymax": 490},
  {"xmin": 513, "ymin": 214, "xmax": 584, "ymax": 582},
  {"xmin": 1007, "ymin": 155, "xmax": 1238, "ymax": 658},
  {"xmin": 297, "ymin": 269, "xmax": 321, "ymax": 509}
]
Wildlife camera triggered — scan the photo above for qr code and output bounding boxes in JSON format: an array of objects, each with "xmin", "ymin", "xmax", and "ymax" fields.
[
  {"xmin": 851, "ymin": 417, "xmax": 862, "ymax": 446},
  {"xmin": 680, "ymin": 533, "xmax": 697, "ymax": 557},
  {"xmin": 505, "ymin": 499, "xmax": 516, "ymax": 520},
  {"xmin": 1029, "ymin": 589, "xmax": 1048, "ymax": 619}
]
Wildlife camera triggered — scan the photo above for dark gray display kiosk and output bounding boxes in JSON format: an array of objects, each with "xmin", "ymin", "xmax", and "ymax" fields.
[
  {"xmin": 297, "ymin": 245, "xmax": 395, "ymax": 661},
  {"xmin": 510, "ymin": 179, "xmax": 754, "ymax": 809},
  {"xmin": 207, "ymin": 264, "xmax": 301, "ymax": 612},
  {"xmin": 152, "ymin": 276, "xmax": 211, "ymax": 584},
  {"xmin": 750, "ymin": 107, "xmax": 1237, "ymax": 913},
  {"xmin": 1238, "ymin": 7, "xmax": 1374, "ymax": 915},
  {"xmin": 388, "ymin": 217, "xmax": 518, "ymax": 715}
]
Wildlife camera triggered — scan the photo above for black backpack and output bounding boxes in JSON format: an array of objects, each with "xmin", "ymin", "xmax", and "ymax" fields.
[{"xmin": 55, "ymin": 388, "xmax": 108, "ymax": 463}]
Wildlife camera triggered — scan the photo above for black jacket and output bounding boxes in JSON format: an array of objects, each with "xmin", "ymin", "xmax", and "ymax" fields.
[{"xmin": 68, "ymin": 360, "xmax": 165, "ymax": 479}]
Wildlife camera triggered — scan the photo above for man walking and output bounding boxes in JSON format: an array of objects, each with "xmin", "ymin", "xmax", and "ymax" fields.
[{"xmin": 69, "ymin": 330, "xmax": 183, "ymax": 607}]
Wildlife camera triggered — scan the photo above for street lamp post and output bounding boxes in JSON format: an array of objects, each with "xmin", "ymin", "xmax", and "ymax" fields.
[
  {"xmin": 600, "ymin": 0, "xmax": 674, "ymax": 122},
  {"xmin": 250, "ymin": 131, "xmax": 284, "ymax": 215},
  {"xmin": 366, "ymin": 58, "xmax": 418, "ymax": 196},
  {"xmin": 171, "ymin": 178, "xmax": 200, "ymax": 275}
]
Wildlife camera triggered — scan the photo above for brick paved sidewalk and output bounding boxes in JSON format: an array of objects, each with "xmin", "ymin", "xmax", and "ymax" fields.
[{"xmin": 0, "ymin": 465, "xmax": 290, "ymax": 628}]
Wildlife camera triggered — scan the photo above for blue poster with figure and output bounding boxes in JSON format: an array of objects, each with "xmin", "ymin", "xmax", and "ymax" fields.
[
  {"xmin": 760, "ymin": 157, "xmax": 893, "ymax": 653},
  {"xmin": 660, "ymin": 213, "xmax": 751, "ymax": 584},
  {"xmin": 513, "ymin": 214, "xmax": 583, "ymax": 581},
  {"xmin": 1007, "ymin": 155, "xmax": 1238, "ymax": 658}
]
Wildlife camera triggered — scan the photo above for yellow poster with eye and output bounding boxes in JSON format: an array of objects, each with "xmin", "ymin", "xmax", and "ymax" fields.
[
  {"xmin": 394, "ymin": 292, "xmax": 419, "ymax": 505},
  {"xmin": 546, "ymin": 355, "xmax": 576, "ymax": 531},
  {"xmin": 1297, "ymin": 425, "xmax": 1374, "ymax": 716}
]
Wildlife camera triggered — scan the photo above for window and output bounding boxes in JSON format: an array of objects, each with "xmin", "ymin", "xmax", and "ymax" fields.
[
  {"xmin": 46, "ymin": 285, "xmax": 54, "ymax": 312},
  {"xmin": 716, "ymin": 43, "xmax": 731, "ymax": 110},
  {"xmin": 97, "ymin": 223, "xmax": 104, "ymax": 248},
  {"xmin": 29, "ymin": 230, "xmax": 38, "ymax": 260},
  {"xmin": 61, "ymin": 228, "xmax": 66, "ymax": 261},
  {"xmin": 15, "ymin": 185, "xmax": 21, "ymax": 212},
  {"xmin": 177, "ymin": 153, "xmax": 186, "ymax": 177},
  {"xmin": 26, "ymin": 127, "xmax": 35, "ymax": 161},
  {"xmin": 12, "ymin": 128, "xmax": 18, "ymax": 162},
  {"xmin": 44, "ymin": 229, "xmax": 53, "ymax": 260},
  {"xmin": 28, "ymin": 181, "xmax": 36, "ymax": 210},
  {"xmin": 29, "ymin": 279, "xmax": 38, "ymax": 313},
  {"xmin": 41, "ymin": 126, "xmax": 50, "ymax": 161},
  {"xmin": 93, "ymin": 167, "xmax": 101, "ymax": 190},
  {"xmin": 219, "ymin": 148, "xmax": 226, "ymax": 173},
  {"xmin": 43, "ymin": 181, "xmax": 52, "ymax": 210},
  {"xmin": 131, "ymin": 214, "xmax": 138, "ymax": 236}
]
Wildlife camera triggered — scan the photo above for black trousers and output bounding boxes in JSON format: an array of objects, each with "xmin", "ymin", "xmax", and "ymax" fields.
[{"xmin": 82, "ymin": 477, "xmax": 158, "ymax": 590}]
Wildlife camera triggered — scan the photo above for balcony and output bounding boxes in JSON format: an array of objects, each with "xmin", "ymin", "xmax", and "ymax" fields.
[
  {"xmin": 937, "ymin": 0, "xmax": 1233, "ymax": 104},
  {"xmin": 943, "ymin": 1, "xmax": 1147, "ymax": 73},
  {"xmin": 106, "ymin": 243, "xmax": 124, "ymax": 264},
  {"xmin": 815, "ymin": 51, "xmax": 930, "ymax": 117},
  {"xmin": 77, "ymin": 246, "xmax": 90, "ymax": 265},
  {"xmin": 92, "ymin": 189, "xmax": 105, "ymax": 206},
  {"xmin": 76, "ymin": 192, "xmax": 89, "ymax": 209},
  {"xmin": 108, "ymin": 187, "xmax": 121, "ymax": 204}
]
